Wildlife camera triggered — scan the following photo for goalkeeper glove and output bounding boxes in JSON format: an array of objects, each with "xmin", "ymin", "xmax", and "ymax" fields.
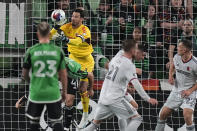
[
  {"xmin": 54, "ymin": 24, "xmax": 61, "ymax": 30},
  {"xmin": 53, "ymin": 30, "xmax": 70, "ymax": 44}
]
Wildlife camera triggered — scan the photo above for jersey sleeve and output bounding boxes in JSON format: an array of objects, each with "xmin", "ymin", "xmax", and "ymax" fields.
[
  {"xmin": 49, "ymin": 28, "xmax": 58, "ymax": 40},
  {"xmin": 125, "ymin": 63, "xmax": 138, "ymax": 82},
  {"xmin": 173, "ymin": 54, "xmax": 178, "ymax": 65},
  {"xmin": 131, "ymin": 79, "xmax": 150, "ymax": 101},
  {"xmin": 125, "ymin": 62, "xmax": 150, "ymax": 101},
  {"xmin": 68, "ymin": 26, "xmax": 91, "ymax": 46},
  {"xmin": 23, "ymin": 48, "xmax": 31, "ymax": 69}
]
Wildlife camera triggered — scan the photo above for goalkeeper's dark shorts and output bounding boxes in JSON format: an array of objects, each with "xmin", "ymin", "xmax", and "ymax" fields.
[{"xmin": 67, "ymin": 77, "xmax": 78, "ymax": 95}]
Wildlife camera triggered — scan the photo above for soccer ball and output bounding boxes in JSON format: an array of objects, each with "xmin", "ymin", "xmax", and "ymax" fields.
[{"xmin": 51, "ymin": 9, "xmax": 67, "ymax": 26}]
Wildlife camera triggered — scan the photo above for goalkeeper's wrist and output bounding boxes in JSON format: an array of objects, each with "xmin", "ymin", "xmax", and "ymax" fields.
[
  {"xmin": 54, "ymin": 24, "xmax": 61, "ymax": 30},
  {"xmin": 62, "ymin": 36, "xmax": 70, "ymax": 43}
]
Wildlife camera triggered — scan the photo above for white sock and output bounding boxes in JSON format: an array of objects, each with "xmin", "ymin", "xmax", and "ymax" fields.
[
  {"xmin": 186, "ymin": 124, "xmax": 195, "ymax": 131},
  {"xmin": 82, "ymin": 112, "xmax": 88, "ymax": 120},
  {"xmin": 118, "ymin": 118, "xmax": 127, "ymax": 131},
  {"xmin": 125, "ymin": 116, "xmax": 142, "ymax": 131},
  {"xmin": 155, "ymin": 119, "xmax": 166, "ymax": 131},
  {"xmin": 83, "ymin": 121, "xmax": 99, "ymax": 131}
]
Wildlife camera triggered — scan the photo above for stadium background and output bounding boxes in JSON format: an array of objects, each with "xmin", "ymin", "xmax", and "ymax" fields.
[{"xmin": 0, "ymin": 0, "xmax": 197, "ymax": 130}]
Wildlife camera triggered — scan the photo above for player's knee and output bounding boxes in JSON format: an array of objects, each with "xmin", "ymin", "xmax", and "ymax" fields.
[
  {"xmin": 159, "ymin": 107, "xmax": 172, "ymax": 120},
  {"xmin": 79, "ymin": 81, "xmax": 88, "ymax": 91},
  {"xmin": 66, "ymin": 97, "xmax": 74, "ymax": 107},
  {"xmin": 93, "ymin": 119, "xmax": 102, "ymax": 125}
]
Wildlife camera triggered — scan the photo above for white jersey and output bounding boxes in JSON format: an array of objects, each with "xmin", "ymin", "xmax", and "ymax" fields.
[
  {"xmin": 173, "ymin": 54, "xmax": 197, "ymax": 92},
  {"xmin": 98, "ymin": 53, "xmax": 137, "ymax": 105}
]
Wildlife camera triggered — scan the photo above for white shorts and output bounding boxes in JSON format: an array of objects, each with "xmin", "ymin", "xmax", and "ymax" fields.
[
  {"xmin": 94, "ymin": 97, "xmax": 138, "ymax": 121},
  {"xmin": 164, "ymin": 91, "xmax": 196, "ymax": 111}
]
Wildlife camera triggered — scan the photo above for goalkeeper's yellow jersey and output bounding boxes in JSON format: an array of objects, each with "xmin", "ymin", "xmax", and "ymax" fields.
[{"xmin": 50, "ymin": 22, "xmax": 93, "ymax": 58}]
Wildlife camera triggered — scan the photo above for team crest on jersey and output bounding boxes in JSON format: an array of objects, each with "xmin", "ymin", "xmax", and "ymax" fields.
[{"xmin": 187, "ymin": 66, "xmax": 190, "ymax": 71}]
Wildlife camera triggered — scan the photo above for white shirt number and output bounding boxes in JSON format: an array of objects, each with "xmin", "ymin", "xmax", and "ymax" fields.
[{"xmin": 34, "ymin": 60, "xmax": 57, "ymax": 77}]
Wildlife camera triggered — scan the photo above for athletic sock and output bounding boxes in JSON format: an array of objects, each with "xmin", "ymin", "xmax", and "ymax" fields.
[
  {"xmin": 80, "ymin": 91, "xmax": 89, "ymax": 119},
  {"xmin": 155, "ymin": 119, "xmax": 166, "ymax": 131},
  {"xmin": 186, "ymin": 124, "xmax": 195, "ymax": 131},
  {"xmin": 125, "ymin": 116, "xmax": 142, "ymax": 131},
  {"xmin": 118, "ymin": 118, "xmax": 127, "ymax": 131},
  {"xmin": 63, "ymin": 106, "xmax": 74, "ymax": 128}
]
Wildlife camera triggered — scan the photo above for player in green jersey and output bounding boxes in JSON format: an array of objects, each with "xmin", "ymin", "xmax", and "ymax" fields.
[
  {"xmin": 16, "ymin": 56, "xmax": 92, "ymax": 130},
  {"xmin": 22, "ymin": 22, "xmax": 67, "ymax": 131}
]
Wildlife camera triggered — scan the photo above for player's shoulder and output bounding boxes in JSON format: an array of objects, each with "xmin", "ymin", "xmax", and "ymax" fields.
[
  {"xmin": 80, "ymin": 24, "xmax": 90, "ymax": 32},
  {"xmin": 27, "ymin": 43, "xmax": 42, "ymax": 53},
  {"xmin": 191, "ymin": 55, "xmax": 197, "ymax": 64},
  {"xmin": 174, "ymin": 53, "xmax": 181, "ymax": 60},
  {"xmin": 121, "ymin": 57, "xmax": 135, "ymax": 68},
  {"xmin": 61, "ymin": 22, "xmax": 72, "ymax": 30}
]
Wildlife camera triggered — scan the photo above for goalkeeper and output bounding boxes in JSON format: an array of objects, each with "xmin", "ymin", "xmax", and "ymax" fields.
[
  {"xmin": 50, "ymin": 8, "xmax": 95, "ymax": 128},
  {"xmin": 16, "ymin": 57, "xmax": 92, "ymax": 130}
]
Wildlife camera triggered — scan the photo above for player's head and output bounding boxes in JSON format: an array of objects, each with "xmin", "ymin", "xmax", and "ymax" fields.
[
  {"xmin": 122, "ymin": 39, "xmax": 137, "ymax": 57},
  {"xmin": 57, "ymin": 0, "xmax": 69, "ymax": 10},
  {"xmin": 177, "ymin": 39, "xmax": 192, "ymax": 56},
  {"xmin": 134, "ymin": 44, "xmax": 146, "ymax": 61},
  {"xmin": 37, "ymin": 22, "xmax": 50, "ymax": 39},
  {"xmin": 71, "ymin": 8, "xmax": 84, "ymax": 27},
  {"xmin": 182, "ymin": 19, "xmax": 193, "ymax": 34}
]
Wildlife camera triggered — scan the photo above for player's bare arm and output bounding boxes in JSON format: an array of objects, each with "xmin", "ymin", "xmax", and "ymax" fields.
[
  {"xmin": 131, "ymin": 79, "xmax": 158, "ymax": 106},
  {"xmin": 168, "ymin": 61, "xmax": 175, "ymax": 85},
  {"xmin": 15, "ymin": 95, "xmax": 28, "ymax": 109},
  {"xmin": 22, "ymin": 68, "xmax": 30, "ymax": 83},
  {"xmin": 59, "ymin": 68, "xmax": 68, "ymax": 102}
]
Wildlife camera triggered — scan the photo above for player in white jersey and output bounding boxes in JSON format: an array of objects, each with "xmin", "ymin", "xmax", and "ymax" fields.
[
  {"xmin": 82, "ymin": 39, "xmax": 158, "ymax": 131},
  {"xmin": 155, "ymin": 39, "xmax": 197, "ymax": 131}
]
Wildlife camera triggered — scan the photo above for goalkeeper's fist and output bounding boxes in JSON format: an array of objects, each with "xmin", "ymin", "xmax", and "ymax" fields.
[{"xmin": 52, "ymin": 30, "xmax": 70, "ymax": 44}]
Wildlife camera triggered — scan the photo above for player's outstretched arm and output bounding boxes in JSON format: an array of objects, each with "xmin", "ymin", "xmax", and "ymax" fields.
[
  {"xmin": 168, "ymin": 61, "xmax": 175, "ymax": 85},
  {"xmin": 130, "ymin": 79, "xmax": 158, "ymax": 106},
  {"xmin": 22, "ymin": 68, "xmax": 30, "ymax": 83}
]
